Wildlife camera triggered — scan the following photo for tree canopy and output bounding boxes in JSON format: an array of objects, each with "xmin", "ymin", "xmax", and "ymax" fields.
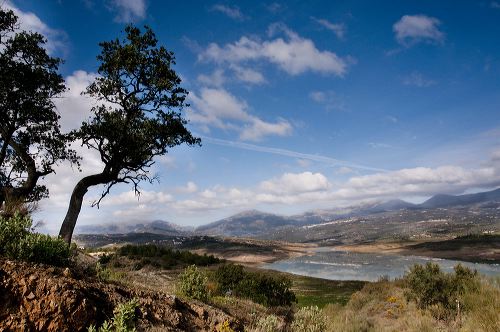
[
  {"xmin": 58, "ymin": 25, "xmax": 200, "ymax": 244},
  {"xmin": 0, "ymin": 8, "xmax": 77, "ymax": 209}
]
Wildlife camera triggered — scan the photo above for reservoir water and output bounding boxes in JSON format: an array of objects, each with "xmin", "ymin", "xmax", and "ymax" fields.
[{"xmin": 265, "ymin": 249, "xmax": 500, "ymax": 281}]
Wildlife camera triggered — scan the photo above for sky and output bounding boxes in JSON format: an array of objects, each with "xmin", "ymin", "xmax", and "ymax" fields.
[{"xmin": 4, "ymin": 0, "xmax": 500, "ymax": 232}]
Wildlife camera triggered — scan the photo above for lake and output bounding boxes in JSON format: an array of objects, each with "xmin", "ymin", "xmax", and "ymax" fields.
[{"xmin": 264, "ymin": 249, "xmax": 500, "ymax": 281}]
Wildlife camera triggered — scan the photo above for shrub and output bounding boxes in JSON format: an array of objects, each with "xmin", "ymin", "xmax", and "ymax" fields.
[
  {"xmin": 87, "ymin": 298, "xmax": 138, "ymax": 332},
  {"xmin": 403, "ymin": 262, "xmax": 480, "ymax": 317},
  {"xmin": 291, "ymin": 306, "xmax": 326, "ymax": 332},
  {"xmin": 253, "ymin": 314, "xmax": 280, "ymax": 332},
  {"xmin": 215, "ymin": 264, "xmax": 245, "ymax": 292},
  {"xmin": 0, "ymin": 213, "xmax": 72, "ymax": 266},
  {"xmin": 213, "ymin": 264, "xmax": 296, "ymax": 307},
  {"xmin": 178, "ymin": 265, "xmax": 209, "ymax": 301}
]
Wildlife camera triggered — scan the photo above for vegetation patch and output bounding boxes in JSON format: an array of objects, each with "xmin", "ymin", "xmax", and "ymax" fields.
[
  {"xmin": 114, "ymin": 244, "xmax": 221, "ymax": 269},
  {"xmin": 212, "ymin": 264, "xmax": 296, "ymax": 307},
  {"xmin": 0, "ymin": 213, "xmax": 72, "ymax": 266}
]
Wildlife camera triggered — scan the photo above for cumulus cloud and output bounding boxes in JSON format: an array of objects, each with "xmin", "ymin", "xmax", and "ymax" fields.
[
  {"xmin": 197, "ymin": 69, "xmax": 226, "ymax": 87},
  {"xmin": 188, "ymin": 88, "xmax": 292, "ymax": 141},
  {"xmin": 3, "ymin": 1, "xmax": 67, "ymax": 54},
  {"xmin": 175, "ymin": 181, "xmax": 198, "ymax": 194},
  {"xmin": 393, "ymin": 14, "xmax": 444, "ymax": 46},
  {"xmin": 211, "ymin": 4, "xmax": 246, "ymax": 20},
  {"xmin": 402, "ymin": 71, "xmax": 436, "ymax": 87},
  {"xmin": 199, "ymin": 23, "xmax": 349, "ymax": 76},
  {"xmin": 260, "ymin": 172, "xmax": 331, "ymax": 194},
  {"xmin": 311, "ymin": 17, "xmax": 346, "ymax": 39},
  {"xmin": 108, "ymin": 0, "xmax": 147, "ymax": 23},
  {"xmin": 336, "ymin": 165, "xmax": 500, "ymax": 200},
  {"xmin": 229, "ymin": 65, "xmax": 266, "ymax": 84},
  {"xmin": 54, "ymin": 70, "xmax": 98, "ymax": 131}
]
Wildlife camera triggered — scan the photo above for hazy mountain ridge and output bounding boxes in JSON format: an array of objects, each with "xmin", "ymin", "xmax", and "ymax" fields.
[
  {"xmin": 76, "ymin": 219, "xmax": 193, "ymax": 236},
  {"xmin": 76, "ymin": 188, "xmax": 500, "ymax": 238},
  {"xmin": 195, "ymin": 188, "xmax": 500, "ymax": 237}
]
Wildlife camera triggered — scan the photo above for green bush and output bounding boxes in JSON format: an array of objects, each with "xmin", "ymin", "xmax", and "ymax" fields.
[
  {"xmin": 403, "ymin": 262, "xmax": 479, "ymax": 317},
  {"xmin": 178, "ymin": 265, "xmax": 209, "ymax": 301},
  {"xmin": 88, "ymin": 298, "xmax": 138, "ymax": 332},
  {"xmin": 213, "ymin": 264, "xmax": 296, "ymax": 307},
  {"xmin": 214, "ymin": 263, "xmax": 245, "ymax": 292},
  {"xmin": 291, "ymin": 306, "xmax": 326, "ymax": 332},
  {"xmin": 0, "ymin": 213, "xmax": 71, "ymax": 266}
]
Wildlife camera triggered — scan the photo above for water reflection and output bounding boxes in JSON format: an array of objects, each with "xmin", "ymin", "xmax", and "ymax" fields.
[{"xmin": 265, "ymin": 250, "xmax": 500, "ymax": 281}]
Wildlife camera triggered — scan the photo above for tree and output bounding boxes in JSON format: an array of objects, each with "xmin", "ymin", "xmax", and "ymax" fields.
[
  {"xmin": 0, "ymin": 8, "xmax": 77, "ymax": 209},
  {"xmin": 58, "ymin": 25, "xmax": 200, "ymax": 244}
]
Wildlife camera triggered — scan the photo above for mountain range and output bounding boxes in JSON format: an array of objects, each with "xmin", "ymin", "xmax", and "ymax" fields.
[{"xmin": 77, "ymin": 188, "xmax": 500, "ymax": 237}]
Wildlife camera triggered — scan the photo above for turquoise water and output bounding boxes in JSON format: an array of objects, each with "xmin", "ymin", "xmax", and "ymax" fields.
[{"xmin": 265, "ymin": 249, "xmax": 500, "ymax": 281}]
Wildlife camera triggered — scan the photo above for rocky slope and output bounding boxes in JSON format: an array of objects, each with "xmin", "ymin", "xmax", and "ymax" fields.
[{"xmin": 0, "ymin": 258, "xmax": 241, "ymax": 331}]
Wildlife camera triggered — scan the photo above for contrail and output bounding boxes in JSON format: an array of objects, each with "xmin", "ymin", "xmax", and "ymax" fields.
[{"xmin": 201, "ymin": 136, "xmax": 388, "ymax": 173}]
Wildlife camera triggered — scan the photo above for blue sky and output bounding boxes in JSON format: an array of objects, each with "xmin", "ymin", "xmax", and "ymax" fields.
[{"xmin": 5, "ymin": 0, "xmax": 500, "ymax": 231}]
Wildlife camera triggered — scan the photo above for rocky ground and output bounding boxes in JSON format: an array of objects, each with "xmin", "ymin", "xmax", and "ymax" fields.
[{"xmin": 0, "ymin": 258, "xmax": 242, "ymax": 332}]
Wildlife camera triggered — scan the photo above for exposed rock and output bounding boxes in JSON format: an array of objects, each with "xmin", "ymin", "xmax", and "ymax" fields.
[{"xmin": 0, "ymin": 258, "xmax": 242, "ymax": 331}]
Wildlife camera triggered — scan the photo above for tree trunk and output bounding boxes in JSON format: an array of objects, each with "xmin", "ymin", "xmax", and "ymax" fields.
[{"xmin": 59, "ymin": 171, "xmax": 113, "ymax": 244}]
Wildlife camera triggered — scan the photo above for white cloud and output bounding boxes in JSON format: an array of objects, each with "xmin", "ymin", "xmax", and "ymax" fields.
[
  {"xmin": 402, "ymin": 71, "xmax": 436, "ymax": 87},
  {"xmin": 311, "ymin": 17, "xmax": 346, "ymax": 39},
  {"xmin": 200, "ymin": 23, "xmax": 349, "ymax": 76},
  {"xmin": 211, "ymin": 4, "xmax": 245, "ymax": 20},
  {"xmin": 100, "ymin": 190, "xmax": 174, "ymax": 206},
  {"xmin": 491, "ymin": 1, "xmax": 500, "ymax": 9},
  {"xmin": 176, "ymin": 181, "xmax": 198, "ymax": 194},
  {"xmin": 260, "ymin": 172, "xmax": 331, "ymax": 194},
  {"xmin": 4, "ymin": 1, "xmax": 67, "ymax": 54},
  {"xmin": 197, "ymin": 69, "xmax": 226, "ymax": 87},
  {"xmin": 240, "ymin": 118, "xmax": 292, "ymax": 141},
  {"xmin": 336, "ymin": 165, "xmax": 500, "ymax": 200},
  {"xmin": 54, "ymin": 70, "xmax": 98, "ymax": 131},
  {"xmin": 188, "ymin": 88, "xmax": 292, "ymax": 141},
  {"xmin": 230, "ymin": 65, "xmax": 266, "ymax": 84},
  {"xmin": 393, "ymin": 14, "xmax": 444, "ymax": 46},
  {"xmin": 108, "ymin": 0, "xmax": 147, "ymax": 23}
]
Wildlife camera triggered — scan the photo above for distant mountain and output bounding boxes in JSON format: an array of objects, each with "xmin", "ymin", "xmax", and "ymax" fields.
[
  {"xmin": 195, "ymin": 210, "xmax": 298, "ymax": 236},
  {"xmin": 368, "ymin": 199, "xmax": 417, "ymax": 212},
  {"xmin": 76, "ymin": 220, "xmax": 192, "ymax": 235},
  {"xmin": 420, "ymin": 188, "xmax": 500, "ymax": 209}
]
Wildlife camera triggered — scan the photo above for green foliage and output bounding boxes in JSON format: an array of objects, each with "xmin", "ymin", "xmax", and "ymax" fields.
[
  {"xmin": 95, "ymin": 262, "xmax": 126, "ymax": 283},
  {"xmin": 59, "ymin": 23, "xmax": 200, "ymax": 244},
  {"xmin": 214, "ymin": 263, "xmax": 245, "ymax": 292},
  {"xmin": 87, "ymin": 298, "xmax": 138, "ymax": 332},
  {"xmin": 403, "ymin": 262, "xmax": 479, "ymax": 316},
  {"xmin": 213, "ymin": 264, "xmax": 296, "ymax": 307},
  {"xmin": 0, "ymin": 7, "xmax": 77, "ymax": 205},
  {"xmin": 116, "ymin": 244, "xmax": 220, "ymax": 269},
  {"xmin": 0, "ymin": 213, "xmax": 71, "ymax": 266},
  {"xmin": 178, "ymin": 265, "xmax": 209, "ymax": 301},
  {"xmin": 291, "ymin": 306, "xmax": 326, "ymax": 332}
]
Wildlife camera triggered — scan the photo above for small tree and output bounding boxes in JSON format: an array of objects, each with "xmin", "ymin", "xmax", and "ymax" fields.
[
  {"xmin": 0, "ymin": 7, "xmax": 77, "ymax": 208},
  {"xmin": 59, "ymin": 25, "xmax": 200, "ymax": 244}
]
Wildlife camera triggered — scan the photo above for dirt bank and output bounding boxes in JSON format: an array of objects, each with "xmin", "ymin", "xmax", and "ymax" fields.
[{"xmin": 0, "ymin": 258, "xmax": 242, "ymax": 331}]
